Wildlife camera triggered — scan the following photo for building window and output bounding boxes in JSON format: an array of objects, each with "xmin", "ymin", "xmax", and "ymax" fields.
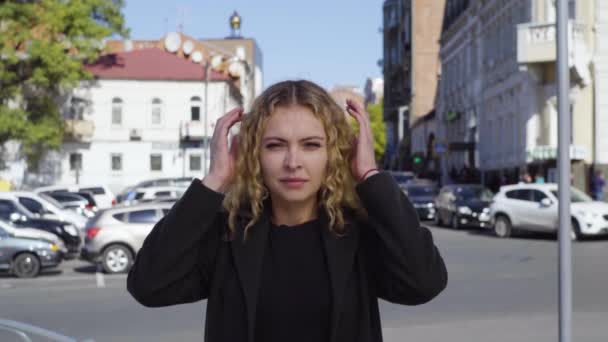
[
  {"xmin": 150, "ymin": 154, "xmax": 162, "ymax": 171},
  {"xmin": 69, "ymin": 97, "xmax": 86, "ymax": 120},
  {"xmin": 151, "ymin": 98, "xmax": 162, "ymax": 125},
  {"xmin": 191, "ymin": 96, "xmax": 201, "ymax": 121},
  {"xmin": 69, "ymin": 153, "xmax": 82, "ymax": 171},
  {"xmin": 190, "ymin": 154, "xmax": 202, "ymax": 171},
  {"xmin": 112, "ymin": 97, "xmax": 123, "ymax": 125},
  {"xmin": 111, "ymin": 154, "xmax": 122, "ymax": 171}
]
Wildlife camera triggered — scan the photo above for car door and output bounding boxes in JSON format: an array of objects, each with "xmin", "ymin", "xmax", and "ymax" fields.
[
  {"xmin": 127, "ymin": 209, "xmax": 160, "ymax": 252},
  {"xmin": 502, "ymin": 190, "xmax": 533, "ymax": 229},
  {"xmin": 527, "ymin": 190, "xmax": 558, "ymax": 232}
]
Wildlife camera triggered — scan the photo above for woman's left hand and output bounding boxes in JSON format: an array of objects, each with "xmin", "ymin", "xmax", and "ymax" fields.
[{"xmin": 346, "ymin": 98, "xmax": 379, "ymax": 182}]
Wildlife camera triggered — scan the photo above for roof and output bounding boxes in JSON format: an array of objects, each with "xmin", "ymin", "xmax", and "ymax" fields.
[
  {"xmin": 85, "ymin": 49, "xmax": 232, "ymax": 82},
  {"xmin": 500, "ymin": 183, "xmax": 559, "ymax": 190}
]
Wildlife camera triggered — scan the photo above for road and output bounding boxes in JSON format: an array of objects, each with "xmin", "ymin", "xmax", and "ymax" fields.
[{"xmin": 1, "ymin": 223, "xmax": 607, "ymax": 341}]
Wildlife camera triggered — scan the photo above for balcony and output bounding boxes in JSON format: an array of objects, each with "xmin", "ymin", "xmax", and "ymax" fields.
[
  {"xmin": 517, "ymin": 21, "xmax": 587, "ymax": 65},
  {"xmin": 64, "ymin": 119, "xmax": 94, "ymax": 141},
  {"xmin": 180, "ymin": 121, "xmax": 210, "ymax": 141}
]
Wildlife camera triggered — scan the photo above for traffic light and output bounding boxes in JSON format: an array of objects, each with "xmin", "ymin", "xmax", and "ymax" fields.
[{"xmin": 413, "ymin": 155, "xmax": 423, "ymax": 164}]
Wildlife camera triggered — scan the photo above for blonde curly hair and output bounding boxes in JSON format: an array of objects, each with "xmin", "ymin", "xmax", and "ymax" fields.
[{"xmin": 223, "ymin": 80, "xmax": 366, "ymax": 238}]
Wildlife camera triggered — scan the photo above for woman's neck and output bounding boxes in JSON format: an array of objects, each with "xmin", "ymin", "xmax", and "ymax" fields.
[{"xmin": 270, "ymin": 197, "xmax": 318, "ymax": 227}]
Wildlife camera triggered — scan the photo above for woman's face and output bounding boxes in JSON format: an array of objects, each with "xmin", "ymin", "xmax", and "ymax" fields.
[{"xmin": 260, "ymin": 104, "xmax": 328, "ymax": 205}]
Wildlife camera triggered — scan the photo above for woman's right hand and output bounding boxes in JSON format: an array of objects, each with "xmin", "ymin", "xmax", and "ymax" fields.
[{"xmin": 202, "ymin": 107, "xmax": 244, "ymax": 193}]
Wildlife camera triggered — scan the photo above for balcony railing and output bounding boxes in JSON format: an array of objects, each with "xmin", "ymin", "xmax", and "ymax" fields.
[{"xmin": 64, "ymin": 119, "xmax": 94, "ymax": 141}]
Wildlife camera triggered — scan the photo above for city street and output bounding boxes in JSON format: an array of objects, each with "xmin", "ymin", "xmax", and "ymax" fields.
[{"xmin": 1, "ymin": 224, "xmax": 607, "ymax": 342}]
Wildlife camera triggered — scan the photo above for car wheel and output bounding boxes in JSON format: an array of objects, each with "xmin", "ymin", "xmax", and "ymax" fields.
[
  {"xmin": 12, "ymin": 253, "xmax": 41, "ymax": 278},
  {"xmin": 494, "ymin": 215, "xmax": 512, "ymax": 238},
  {"xmin": 570, "ymin": 219, "xmax": 583, "ymax": 241},
  {"xmin": 102, "ymin": 244, "xmax": 133, "ymax": 274},
  {"xmin": 451, "ymin": 214, "xmax": 461, "ymax": 230}
]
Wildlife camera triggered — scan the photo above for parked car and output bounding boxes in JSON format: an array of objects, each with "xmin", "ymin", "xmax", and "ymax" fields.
[
  {"xmin": 387, "ymin": 171, "xmax": 416, "ymax": 188},
  {"xmin": 117, "ymin": 177, "xmax": 193, "ymax": 203},
  {"xmin": 0, "ymin": 225, "xmax": 63, "ymax": 278},
  {"xmin": 9, "ymin": 191, "xmax": 87, "ymax": 229},
  {"xmin": 35, "ymin": 184, "xmax": 116, "ymax": 209},
  {"xmin": 0, "ymin": 197, "xmax": 81, "ymax": 258},
  {"xmin": 0, "ymin": 220, "xmax": 67, "ymax": 254},
  {"xmin": 402, "ymin": 183, "xmax": 439, "ymax": 221},
  {"xmin": 489, "ymin": 183, "xmax": 608, "ymax": 240},
  {"xmin": 127, "ymin": 186, "xmax": 185, "ymax": 205},
  {"xmin": 81, "ymin": 203, "xmax": 173, "ymax": 274},
  {"xmin": 434, "ymin": 184, "xmax": 493, "ymax": 229},
  {"xmin": 39, "ymin": 191, "xmax": 95, "ymax": 218}
]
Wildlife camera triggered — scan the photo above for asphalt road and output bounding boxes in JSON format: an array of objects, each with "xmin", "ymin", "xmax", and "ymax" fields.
[{"xmin": 1, "ymin": 223, "xmax": 607, "ymax": 342}]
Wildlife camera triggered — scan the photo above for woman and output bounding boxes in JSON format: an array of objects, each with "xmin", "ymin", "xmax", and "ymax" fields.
[{"xmin": 127, "ymin": 80, "xmax": 447, "ymax": 342}]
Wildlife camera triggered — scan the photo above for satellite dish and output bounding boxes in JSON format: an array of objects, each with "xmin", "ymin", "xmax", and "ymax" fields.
[
  {"xmin": 228, "ymin": 61, "xmax": 244, "ymax": 77},
  {"xmin": 182, "ymin": 40, "xmax": 194, "ymax": 55},
  {"xmin": 191, "ymin": 51, "xmax": 203, "ymax": 63},
  {"xmin": 164, "ymin": 32, "xmax": 181, "ymax": 53},
  {"xmin": 211, "ymin": 55, "xmax": 224, "ymax": 69}
]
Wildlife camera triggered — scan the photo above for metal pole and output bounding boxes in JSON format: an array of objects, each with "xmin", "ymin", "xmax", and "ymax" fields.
[
  {"xmin": 203, "ymin": 62, "xmax": 209, "ymax": 176},
  {"xmin": 556, "ymin": 1, "xmax": 572, "ymax": 341}
]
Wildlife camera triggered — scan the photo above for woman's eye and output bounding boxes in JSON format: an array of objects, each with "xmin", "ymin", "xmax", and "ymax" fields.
[
  {"xmin": 305, "ymin": 143, "xmax": 321, "ymax": 148},
  {"xmin": 265, "ymin": 143, "xmax": 281, "ymax": 149}
]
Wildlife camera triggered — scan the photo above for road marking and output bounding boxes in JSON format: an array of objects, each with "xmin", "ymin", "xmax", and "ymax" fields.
[{"xmin": 96, "ymin": 264, "xmax": 105, "ymax": 288}]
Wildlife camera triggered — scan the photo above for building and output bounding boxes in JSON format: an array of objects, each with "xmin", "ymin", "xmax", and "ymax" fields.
[
  {"xmin": 364, "ymin": 77, "xmax": 384, "ymax": 106},
  {"xmin": 382, "ymin": 0, "xmax": 446, "ymax": 170},
  {"xmin": 436, "ymin": 0, "xmax": 606, "ymax": 193},
  {"xmin": 8, "ymin": 12, "xmax": 261, "ymax": 193},
  {"xmin": 54, "ymin": 48, "xmax": 242, "ymax": 193}
]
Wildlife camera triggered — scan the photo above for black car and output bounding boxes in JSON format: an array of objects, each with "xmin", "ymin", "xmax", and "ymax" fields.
[
  {"xmin": 434, "ymin": 184, "xmax": 494, "ymax": 229},
  {"xmin": 402, "ymin": 183, "xmax": 438, "ymax": 221},
  {"xmin": 0, "ymin": 199, "xmax": 81, "ymax": 258}
]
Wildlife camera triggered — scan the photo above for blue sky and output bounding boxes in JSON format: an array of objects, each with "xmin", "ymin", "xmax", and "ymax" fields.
[{"xmin": 122, "ymin": 0, "xmax": 383, "ymax": 90}]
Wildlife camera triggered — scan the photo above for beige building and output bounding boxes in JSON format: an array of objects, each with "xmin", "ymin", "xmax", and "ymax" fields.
[
  {"xmin": 382, "ymin": 0, "xmax": 446, "ymax": 170},
  {"xmin": 436, "ymin": 0, "xmax": 606, "ymax": 193}
]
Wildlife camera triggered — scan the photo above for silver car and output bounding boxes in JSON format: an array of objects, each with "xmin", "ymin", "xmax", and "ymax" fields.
[
  {"xmin": 80, "ymin": 203, "xmax": 172, "ymax": 274},
  {"xmin": 0, "ymin": 226, "xmax": 63, "ymax": 278}
]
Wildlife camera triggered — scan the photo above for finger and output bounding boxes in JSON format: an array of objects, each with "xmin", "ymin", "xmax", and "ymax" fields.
[
  {"xmin": 346, "ymin": 98, "xmax": 365, "ymax": 115},
  {"xmin": 229, "ymin": 134, "xmax": 239, "ymax": 158}
]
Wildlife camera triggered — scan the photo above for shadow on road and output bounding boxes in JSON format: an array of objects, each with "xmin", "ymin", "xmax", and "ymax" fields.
[{"xmin": 73, "ymin": 265, "xmax": 98, "ymax": 274}]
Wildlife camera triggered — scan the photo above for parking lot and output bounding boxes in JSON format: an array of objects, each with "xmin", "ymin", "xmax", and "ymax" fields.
[{"xmin": 2, "ymin": 224, "xmax": 607, "ymax": 342}]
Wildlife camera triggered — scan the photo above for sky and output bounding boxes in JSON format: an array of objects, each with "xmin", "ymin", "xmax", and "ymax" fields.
[{"xmin": 121, "ymin": 0, "xmax": 384, "ymax": 90}]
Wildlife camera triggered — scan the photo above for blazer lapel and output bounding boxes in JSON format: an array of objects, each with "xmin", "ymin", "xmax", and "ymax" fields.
[
  {"xmin": 231, "ymin": 209, "xmax": 271, "ymax": 342},
  {"xmin": 320, "ymin": 210, "xmax": 360, "ymax": 342}
]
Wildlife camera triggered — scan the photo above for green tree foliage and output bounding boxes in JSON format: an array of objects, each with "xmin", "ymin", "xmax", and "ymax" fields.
[{"xmin": 0, "ymin": 0, "xmax": 128, "ymax": 169}]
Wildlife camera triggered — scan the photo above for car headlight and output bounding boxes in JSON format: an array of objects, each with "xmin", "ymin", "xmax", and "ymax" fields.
[
  {"xmin": 64, "ymin": 224, "xmax": 78, "ymax": 236},
  {"xmin": 458, "ymin": 206, "xmax": 472, "ymax": 215},
  {"xmin": 427, "ymin": 203, "xmax": 434, "ymax": 208},
  {"xmin": 49, "ymin": 243, "xmax": 60, "ymax": 252},
  {"xmin": 482, "ymin": 207, "xmax": 490, "ymax": 213}
]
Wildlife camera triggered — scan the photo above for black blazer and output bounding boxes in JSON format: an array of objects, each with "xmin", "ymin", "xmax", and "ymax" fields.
[{"xmin": 127, "ymin": 172, "xmax": 448, "ymax": 342}]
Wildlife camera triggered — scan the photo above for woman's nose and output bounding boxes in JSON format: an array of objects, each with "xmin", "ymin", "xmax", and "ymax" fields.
[{"xmin": 284, "ymin": 148, "xmax": 301, "ymax": 169}]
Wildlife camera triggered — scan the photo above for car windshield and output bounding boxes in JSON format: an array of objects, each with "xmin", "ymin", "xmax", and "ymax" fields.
[
  {"xmin": 405, "ymin": 186, "xmax": 437, "ymax": 197},
  {"xmin": 550, "ymin": 187, "xmax": 593, "ymax": 203},
  {"xmin": 455, "ymin": 187, "xmax": 493, "ymax": 201},
  {"xmin": 38, "ymin": 193, "xmax": 64, "ymax": 209}
]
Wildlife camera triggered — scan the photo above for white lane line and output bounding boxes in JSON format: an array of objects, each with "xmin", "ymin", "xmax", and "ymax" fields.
[{"xmin": 96, "ymin": 264, "xmax": 105, "ymax": 288}]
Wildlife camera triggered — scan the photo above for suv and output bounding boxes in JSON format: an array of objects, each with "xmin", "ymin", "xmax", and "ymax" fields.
[
  {"xmin": 35, "ymin": 184, "xmax": 116, "ymax": 209},
  {"xmin": 490, "ymin": 183, "xmax": 608, "ymax": 240},
  {"xmin": 80, "ymin": 203, "xmax": 173, "ymax": 274}
]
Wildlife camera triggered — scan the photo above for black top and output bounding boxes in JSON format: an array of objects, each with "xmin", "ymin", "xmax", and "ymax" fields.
[{"xmin": 254, "ymin": 217, "xmax": 331, "ymax": 342}]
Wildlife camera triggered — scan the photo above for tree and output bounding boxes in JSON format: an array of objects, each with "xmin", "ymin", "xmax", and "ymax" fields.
[
  {"xmin": 0, "ymin": 0, "xmax": 128, "ymax": 170},
  {"xmin": 349, "ymin": 99, "xmax": 387, "ymax": 163}
]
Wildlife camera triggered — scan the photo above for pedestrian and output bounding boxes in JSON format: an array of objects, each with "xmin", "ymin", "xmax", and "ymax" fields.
[
  {"xmin": 591, "ymin": 169, "xmax": 605, "ymax": 201},
  {"xmin": 519, "ymin": 172, "xmax": 532, "ymax": 184},
  {"xmin": 127, "ymin": 80, "xmax": 447, "ymax": 342}
]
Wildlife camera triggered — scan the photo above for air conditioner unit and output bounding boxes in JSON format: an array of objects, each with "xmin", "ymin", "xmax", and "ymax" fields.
[{"xmin": 129, "ymin": 128, "xmax": 142, "ymax": 140}]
